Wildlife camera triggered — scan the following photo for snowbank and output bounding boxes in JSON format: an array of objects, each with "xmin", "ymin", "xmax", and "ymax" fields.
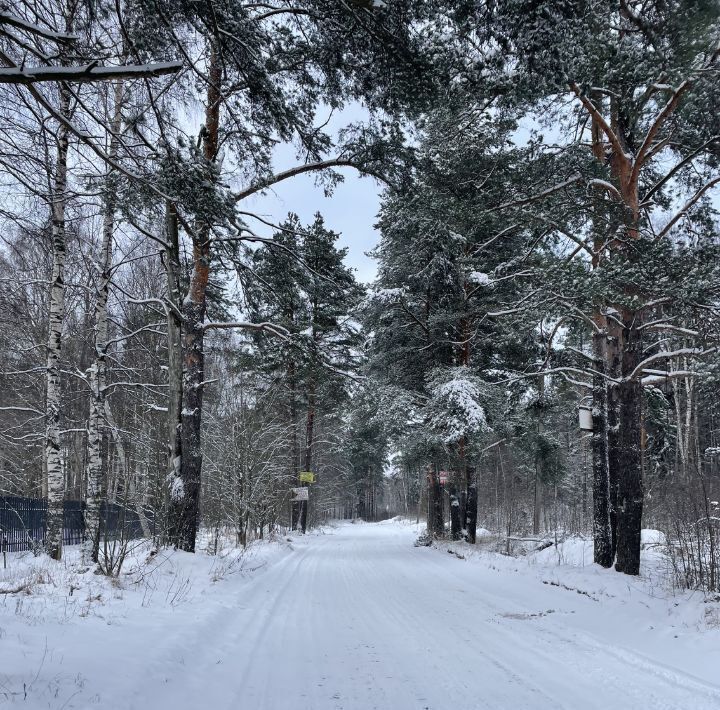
[
  {"xmin": 2, "ymin": 521, "xmax": 719, "ymax": 709},
  {"xmin": 413, "ymin": 521, "xmax": 720, "ymax": 695},
  {"xmin": 641, "ymin": 528, "xmax": 667, "ymax": 546},
  {"xmin": 0, "ymin": 530, "xmax": 301, "ymax": 706}
]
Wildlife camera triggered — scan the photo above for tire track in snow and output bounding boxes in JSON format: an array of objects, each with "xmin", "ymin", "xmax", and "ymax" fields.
[{"xmin": 123, "ymin": 524, "xmax": 720, "ymax": 710}]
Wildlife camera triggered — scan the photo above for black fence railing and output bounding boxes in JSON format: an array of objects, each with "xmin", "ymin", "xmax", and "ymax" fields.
[{"xmin": 0, "ymin": 496, "xmax": 154, "ymax": 553}]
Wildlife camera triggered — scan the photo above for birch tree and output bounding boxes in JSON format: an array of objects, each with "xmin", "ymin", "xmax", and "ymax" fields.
[{"xmin": 83, "ymin": 80, "xmax": 124, "ymax": 564}]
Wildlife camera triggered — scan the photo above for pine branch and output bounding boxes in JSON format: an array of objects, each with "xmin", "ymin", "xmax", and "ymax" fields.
[
  {"xmin": 484, "ymin": 172, "xmax": 583, "ymax": 213},
  {"xmin": 203, "ymin": 321, "xmax": 290, "ymax": 339},
  {"xmin": 632, "ymin": 80, "xmax": 691, "ymax": 180},
  {"xmin": 628, "ymin": 347, "xmax": 717, "ymax": 382},
  {"xmin": 234, "ymin": 157, "xmax": 387, "ymax": 202},
  {"xmin": 643, "ymin": 136, "xmax": 720, "ymax": 202},
  {"xmin": 569, "ymin": 82, "xmax": 628, "ymax": 169},
  {"xmin": 656, "ymin": 176, "xmax": 720, "ymax": 240}
]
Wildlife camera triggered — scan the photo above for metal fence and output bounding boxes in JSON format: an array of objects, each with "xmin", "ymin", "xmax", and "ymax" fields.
[{"xmin": 0, "ymin": 496, "xmax": 154, "ymax": 552}]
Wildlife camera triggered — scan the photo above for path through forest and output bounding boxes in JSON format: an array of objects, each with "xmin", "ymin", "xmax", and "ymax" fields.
[
  {"xmin": 6, "ymin": 521, "xmax": 720, "ymax": 709},
  {"xmin": 126, "ymin": 522, "xmax": 719, "ymax": 710}
]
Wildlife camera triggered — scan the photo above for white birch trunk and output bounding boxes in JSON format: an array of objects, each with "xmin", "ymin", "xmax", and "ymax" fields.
[
  {"xmin": 45, "ymin": 85, "xmax": 70, "ymax": 560},
  {"xmin": 83, "ymin": 81, "xmax": 123, "ymax": 564}
]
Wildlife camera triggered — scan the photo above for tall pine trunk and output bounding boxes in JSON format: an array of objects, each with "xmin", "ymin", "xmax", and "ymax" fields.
[
  {"xmin": 168, "ymin": 44, "xmax": 221, "ymax": 551},
  {"xmin": 533, "ymin": 373, "xmax": 545, "ymax": 536},
  {"xmin": 449, "ymin": 485, "xmax": 462, "ymax": 541},
  {"xmin": 601, "ymin": 96, "xmax": 644, "ymax": 575},
  {"xmin": 606, "ymin": 366, "xmax": 621, "ymax": 560},
  {"xmin": 288, "ymin": 359, "xmax": 300, "ymax": 530},
  {"xmin": 45, "ymin": 85, "xmax": 70, "ymax": 560},
  {"xmin": 451, "ymin": 438, "xmax": 466, "ymax": 541},
  {"xmin": 84, "ymin": 80, "xmax": 123, "ymax": 564},
  {"xmin": 613, "ymin": 311, "xmax": 644, "ymax": 574},
  {"xmin": 457, "ymin": 306, "xmax": 478, "ymax": 543},
  {"xmin": 589, "ymin": 92, "xmax": 614, "ymax": 567},
  {"xmin": 164, "ymin": 199, "xmax": 183, "ymax": 541},
  {"xmin": 465, "ymin": 468, "xmax": 478, "ymax": 544},
  {"xmin": 426, "ymin": 466, "xmax": 443, "ymax": 538},
  {"xmin": 299, "ymin": 383, "xmax": 316, "ymax": 534},
  {"xmin": 591, "ymin": 317, "xmax": 613, "ymax": 567}
]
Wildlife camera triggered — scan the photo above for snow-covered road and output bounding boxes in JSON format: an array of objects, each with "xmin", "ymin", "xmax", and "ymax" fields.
[
  {"xmin": 5, "ymin": 521, "xmax": 720, "ymax": 709},
  {"xmin": 130, "ymin": 522, "xmax": 720, "ymax": 710}
]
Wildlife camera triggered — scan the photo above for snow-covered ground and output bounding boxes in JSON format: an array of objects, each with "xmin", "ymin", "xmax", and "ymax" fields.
[{"xmin": 2, "ymin": 520, "xmax": 719, "ymax": 709}]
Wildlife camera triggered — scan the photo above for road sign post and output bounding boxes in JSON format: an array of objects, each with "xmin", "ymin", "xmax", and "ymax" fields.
[
  {"xmin": 292, "ymin": 487, "xmax": 309, "ymax": 501},
  {"xmin": 292, "ymin": 473, "xmax": 315, "ymax": 534}
]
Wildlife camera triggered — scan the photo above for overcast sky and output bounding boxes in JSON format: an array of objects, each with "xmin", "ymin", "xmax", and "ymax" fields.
[
  {"xmin": 241, "ymin": 105, "xmax": 383, "ymax": 285},
  {"xmin": 244, "ymin": 165, "xmax": 382, "ymax": 284}
]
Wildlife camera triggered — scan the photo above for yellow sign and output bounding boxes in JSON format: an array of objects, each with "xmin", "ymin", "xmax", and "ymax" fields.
[{"xmin": 299, "ymin": 472, "xmax": 315, "ymax": 483}]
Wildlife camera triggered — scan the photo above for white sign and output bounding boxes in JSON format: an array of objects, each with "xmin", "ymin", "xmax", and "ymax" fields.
[
  {"xmin": 578, "ymin": 406, "xmax": 593, "ymax": 431},
  {"xmin": 291, "ymin": 487, "xmax": 309, "ymax": 501}
]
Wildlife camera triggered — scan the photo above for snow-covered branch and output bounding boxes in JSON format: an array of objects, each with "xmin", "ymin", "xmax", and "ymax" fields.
[
  {"xmin": 0, "ymin": 10, "xmax": 77, "ymax": 42},
  {"xmin": 628, "ymin": 347, "xmax": 717, "ymax": 382},
  {"xmin": 632, "ymin": 80, "xmax": 691, "ymax": 177},
  {"xmin": 655, "ymin": 176, "xmax": 720, "ymax": 241},
  {"xmin": 203, "ymin": 321, "xmax": 290, "ymax": 339},
  {"xmin": 640, "ymin": 322, "xmax": 699, "ymax": 337},
  {"xmin": 485, "ymin": 172, "xmax": 583, "ymax": 213},
  {"xmin": 234, "ymin": 158, "xmax": 384, "ymax": 203},
  {"xmin": 0, "ymin": 61, "xmax": 183, "ymax": 85}
]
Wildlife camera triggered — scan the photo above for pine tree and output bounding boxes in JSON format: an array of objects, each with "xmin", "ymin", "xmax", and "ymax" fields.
[{"xmin": 249, "ymin": 214, "xmax": 364, "ymax": 531}]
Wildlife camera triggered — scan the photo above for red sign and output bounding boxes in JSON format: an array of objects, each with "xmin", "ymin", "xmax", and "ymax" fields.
[{"xmin": 439, "ymin": 471, "xmax": 449, "ymax": 485}]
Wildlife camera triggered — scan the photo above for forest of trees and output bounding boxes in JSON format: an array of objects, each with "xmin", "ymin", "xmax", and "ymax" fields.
[{"xmin": 1, "ymin": 0, "xmax": 719, "ymax": 590}]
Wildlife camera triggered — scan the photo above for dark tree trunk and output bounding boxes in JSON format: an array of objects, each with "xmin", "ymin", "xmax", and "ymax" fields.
[
  {"xmin": 608, "ymin": 100, "xmax": 643, "ymax": 575},
  {"xmin": 170, "ymin": 274, "xmax": 206, "ymax": 551},
  {"xmin": 592, "ymin": 318, "xmax": 613, "ymax": 567},
  {"xmin": 465, "ymin": 475, "xmax": 478, "ymax": 544},
  {"xmin": 288, "ymin": 359, "xmax": 300, "ymax": 531},
  {"xmin": 451, "ymin": 438, "xmax": 466, "ymax": 541},
  {"xmin": 427, "ymin": 467, "xmax": 443, "ymax": 538},
  {"xmin": 614, "ymin": 312, "xmax": 644, "ymax": 575},
  {"xmin": 298, "ymin": 486, "xmax": 308, "ymax": 534},
  {"xmin": 607, "ymin": 329, "xmax": 622, "ymax": 562},
  {"xmin": 167, "ymin": 43, "xmax": 221, "ymax": 552},
  {"xmin": 164, "ymin": 200, "xmax": 183, "ymax": 542},
  {"xmin": 449, "ymin": 484, "xmax": 462, "ymax": 540},
  {"xmin": 304, "ymin": 388, "xmax": 316, "ymax": 474},
  {"xmin": 588, "ymin": 100, "xmax": 618, "ymax": 568},
  {"xmin": 299, "ymin": 384, "xmax": 315, "ymax": 534},
  {"xmin": 289, "ymin": 360, "xmax": 300, "ymax": 476},
  {"xmin": 533, "ymin": 374, "xmax": 545, "ymax": 536}
]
